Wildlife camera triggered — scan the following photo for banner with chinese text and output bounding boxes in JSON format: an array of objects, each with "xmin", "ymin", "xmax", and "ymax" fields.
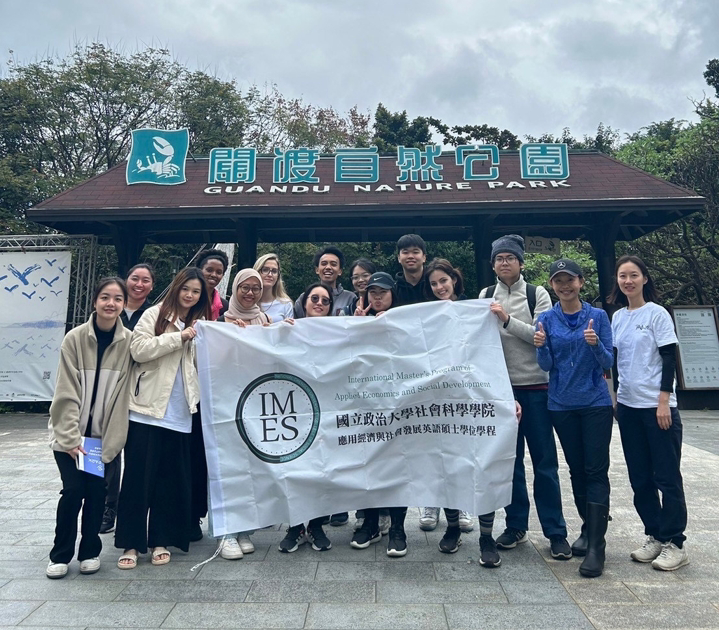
[{"xmin": 196, "ymin": 300, "xmax": 517, "ymax": 536}]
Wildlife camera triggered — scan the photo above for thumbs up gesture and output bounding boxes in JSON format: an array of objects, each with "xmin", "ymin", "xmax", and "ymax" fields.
[
  {"xmin": 533, "ymin": 321, "xmax": 547, "ymax": 347},
  {"xmin": 584, "ymin": 319, "xmax": 598, "ymax": 346}
]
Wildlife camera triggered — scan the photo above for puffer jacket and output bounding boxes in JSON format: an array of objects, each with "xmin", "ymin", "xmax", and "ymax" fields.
[{"xmin": 128, "ymin": 304, "xmax": 200, "ymax": 419}]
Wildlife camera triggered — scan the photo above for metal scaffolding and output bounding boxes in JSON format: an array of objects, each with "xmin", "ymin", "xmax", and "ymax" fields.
[{"xmin": 0, "ymin": 234, "xmax": 98, "ymax": 328}]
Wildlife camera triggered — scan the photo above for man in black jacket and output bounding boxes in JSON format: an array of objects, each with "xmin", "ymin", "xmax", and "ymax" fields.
[{"xmin": 395, "ymin": 234, "xmax": 429, "ymax": 306}]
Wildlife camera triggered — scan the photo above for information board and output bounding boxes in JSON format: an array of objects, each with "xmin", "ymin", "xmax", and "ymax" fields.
[{"xmin": 671, "ymin": 306, "xmax": 719, "ymax": 390}]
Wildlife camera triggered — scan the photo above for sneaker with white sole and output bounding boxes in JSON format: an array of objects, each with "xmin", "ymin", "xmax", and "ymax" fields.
[
  {"xmin": 279, "ymin": 525, "xmax": 306, "ymax": 553},
  {"xmin": 46, "ymin": 561, "xmax": 68, "ymax": 579},
  {"xmin": 651, "ymin": 542, "xmax": 689, "ymax": 571},
  {"xmin": 307, "ymin": 523, "xmax": 332, "ymax": 551},
  {"xmin": 439, "ymin": 526, "xmax": 462, "ymax": 553},
  {"xmin": 419, "ymin": 507, "xmax": 440, "ymax": 531},
  {"xmin": 386, "ymin": 525, "xmax": 408, "ymax": 557},
  {"xmin": 496, "ymin": 527, "xmax": 528, "ymax": 549},
  {"xmin": 350, "ymin": 522, "xmax": 382, "ymax": 549},
  {"xmin": 630, "ymin": 535, "xmax": 663, "ymax": 563},
  {"xmin": 479, "ymin": 535, "xmax": 501, "ymax": 567},
  {"xmin": 379, "ymin": 514, "xmax": 391, "ymax": 536},
  {"xmin": 217, "ymin": 535, "xmax": 243, "ymax": 560},
  {"xmin": 237, "ymin": 532, "xmax": 255, "ymax": 554},
  {"xmin": 458, "ymin": 511, "xmax": 474, "ymax": 533},
  {"xmin": 79, "ymin": 557, "xmax": 101, "ymax": 574}
]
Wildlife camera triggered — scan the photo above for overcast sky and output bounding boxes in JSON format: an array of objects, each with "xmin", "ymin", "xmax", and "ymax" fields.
[{"xmin": 1, "ymin": 0, "xmax": 716, "ymax": 142}]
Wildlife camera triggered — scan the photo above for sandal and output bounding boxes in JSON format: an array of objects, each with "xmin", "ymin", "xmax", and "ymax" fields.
[
  {"xmin": 151, "ymin": 547, "xmax": 171, "ymax": 566},
  {"xmin": 117, "ymin": 551, "xmax": 138, "ymax": 570}
]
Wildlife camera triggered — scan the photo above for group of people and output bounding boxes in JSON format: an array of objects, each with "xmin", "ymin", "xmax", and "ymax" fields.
[{"xmin": 46, "ymin": 233, "xmax": 689, "ymax": 579}]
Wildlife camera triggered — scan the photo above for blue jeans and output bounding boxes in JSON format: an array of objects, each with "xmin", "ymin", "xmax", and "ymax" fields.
[
  {"xmin": 616, "ymin": 404, "xmax": 687, "ymax": 546},
  {"xmin": 504, "ymin": 389, "xmax": 567, "ymax": 538}
]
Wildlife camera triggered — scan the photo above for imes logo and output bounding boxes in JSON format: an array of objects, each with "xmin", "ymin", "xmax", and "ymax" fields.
[{"xmin": 236, "ymin": 373, "xmax": 320, "ymax": 463}]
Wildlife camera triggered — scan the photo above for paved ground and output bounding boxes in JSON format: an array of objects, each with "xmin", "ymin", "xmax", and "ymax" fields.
[{"xmin": 0, "ymin": 411, "xmax": 717, "ymax": 629}]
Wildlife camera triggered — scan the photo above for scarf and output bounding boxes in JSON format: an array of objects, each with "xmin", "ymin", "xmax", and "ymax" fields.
[
  {"xmin": 210, "ymin": 288, "xmax": 224, "ymax": 322},
  {"xmin": 224, "ymin": 269, "xmax": 267, "ymax": 325}
]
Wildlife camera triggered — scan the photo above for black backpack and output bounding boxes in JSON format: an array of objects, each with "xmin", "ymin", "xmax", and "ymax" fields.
[{"xmin": 484, "ymin": 283, "xmax": 538, "ymax": 319}]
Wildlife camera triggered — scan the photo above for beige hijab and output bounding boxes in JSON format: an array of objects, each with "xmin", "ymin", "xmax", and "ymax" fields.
[{"xmin": 223, "ymin": 269, "xmax": 269, "ymax": 325}]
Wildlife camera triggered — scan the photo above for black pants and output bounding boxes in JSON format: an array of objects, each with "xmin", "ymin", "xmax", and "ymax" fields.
[
  {"xmin": 616, "ymin": 404, "xmax": 687, "ymax": 546},
  {"xmin": 363, "ymin": 507, "xmax": 407, "ymax": 529},
  {"xmin": 190, "ymin": 409, "xmax": 208, "ymax": 523},
  {"xmin": 115, "ymin": 421, "xmax": 192, "ymax": 554},
  {"xmin": 50, "ymin": 451, "xmax": 107, "ymax": 564},
  {"xmin": 551, "ymin": 406, "xmax": 613, "ymax": 508},
  {"xmin": 104, "ymin": 452, "xmax": 121, "ymax": 512}
]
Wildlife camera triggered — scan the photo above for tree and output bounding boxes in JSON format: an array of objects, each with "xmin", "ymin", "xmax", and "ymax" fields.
[
  {"xmin": 525, "ymin": 123, "xmax": 621, "ymax": 154},
  {"xmin": 372, "ymin": 104, "xmax": 432, "ymax": 152}
]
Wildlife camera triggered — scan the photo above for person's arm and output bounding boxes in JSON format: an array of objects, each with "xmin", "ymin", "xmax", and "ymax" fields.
[
  {"xmin": 100, "ymin": 343, "xmax": 133, "ymax": 463},
  {"xmin": 130, "ymin": 308, "xmax": 183, "ymax": 363},
  {"xmin": 49, "ymin": 335, "xmax": 83, "ymax": 454},
  {"xmin": 534, "ymin": 315, "xmax": 553, "ymax": 371},
  {"xmin": 504, "ymin": 285, "xmax": 553, "ymax": 344},
  {"xmin": 588, "ymin": 310, "xmax": 614, "ymax": 369},
  {"xmin": 656, "ymin": 343, "xmax": 677, "ymax": 430}
]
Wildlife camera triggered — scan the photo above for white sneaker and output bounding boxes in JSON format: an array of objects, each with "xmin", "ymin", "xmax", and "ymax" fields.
[
  {"xmin": 79, "ymin": 557, "xmax": 101, "ymax": 574},
  {"xmin": 379, "ymin": 514, "xmax": 391, "ymax": 536},
  {"xmin": 458, "ymin": 511, "xmax": 474, "ymax": 533},
  {"xmin": 652, "ymin": 542, "xmax": 689, "ymax": 571},
  {"xmin": 217, "ymin": 535, "xmax": 243, "ymax": 560},
  {"xmin": 630, "ymin": 535, "xmax": 663, "ymax": 563},
  {"xmin": 237, "ymin": 532, "xmax": 255, "ymax": 554},
  {"xmin": 46, "ymin": 561, "xmax": 68, "ymax": 579},
  {"xmin": 419, "ymin": 507, "xmax": 440, "ymax": 531}
]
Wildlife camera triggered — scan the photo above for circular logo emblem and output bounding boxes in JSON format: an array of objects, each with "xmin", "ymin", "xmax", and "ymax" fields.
[
  {"xmin": 236, "ymin": 373, "xmax": 320, "ymax": 464},
  {"xmin": 557, "ymin": 261, "xmax": 566, "ymax": 269}
]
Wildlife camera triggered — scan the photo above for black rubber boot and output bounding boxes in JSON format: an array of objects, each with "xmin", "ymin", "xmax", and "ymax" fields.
[
  {"xmin": 571, "ymin": 495, "xmax": 588, "ymax": 557},
  {"xmin": 579, "ymin": 502, "xmax": 609, "ymax": 578}
]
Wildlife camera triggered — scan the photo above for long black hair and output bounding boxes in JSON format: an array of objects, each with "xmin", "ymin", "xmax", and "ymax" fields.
[
  {"xmin": 608, "ymin": 255, "xmax": 659, "ymax": 306},
  {"xmin": 155, "ymin": 267, "xmax": 211, "ymax": 334}
]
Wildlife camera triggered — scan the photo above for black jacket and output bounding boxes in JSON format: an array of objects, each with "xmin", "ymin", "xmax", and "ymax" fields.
[
  {"xmin": 120, "ymin": 299, "xmax": 151, "ymax": 331},
  {"xmin": 395, "ymin": 271, "xmax": 429, "ymax": 306}
]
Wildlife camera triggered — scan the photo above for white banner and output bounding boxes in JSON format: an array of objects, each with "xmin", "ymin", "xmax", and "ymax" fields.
[
  {"xmin": 196, "ymin": 300, "xmax": 517, "ymax": 536},
  {"xmin": 0, "ymin": 251, "xmax": 72, "ymax": 401}
]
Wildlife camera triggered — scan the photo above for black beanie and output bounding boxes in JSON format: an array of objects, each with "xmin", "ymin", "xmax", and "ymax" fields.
[{"xmin": 491, "ymin": 234, "xmax": 525, "ymax": 263}]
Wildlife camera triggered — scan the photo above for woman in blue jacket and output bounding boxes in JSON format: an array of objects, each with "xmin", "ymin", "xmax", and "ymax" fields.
[{"xmin": 534, "ymin": 258, "xmax": 613, "ymax": 578}]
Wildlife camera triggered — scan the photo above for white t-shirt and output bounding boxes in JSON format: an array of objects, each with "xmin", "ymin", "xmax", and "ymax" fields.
[
  {"xmin": 261, "ymin": 299, "xmax": 293, "ymax": 322},
  {"xmin": 129, "ymin": 321, "xmax": 192, "ymax": 433},
  {"xmin": 612, "ymin": 302, "xmax": 678, "ymax": 408}
]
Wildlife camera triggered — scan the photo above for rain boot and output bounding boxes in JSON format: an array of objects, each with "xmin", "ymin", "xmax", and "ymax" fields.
[
  {"xmin": 579, "ymin": 502, "xmax": 608, "ymax": 578},
  {"xmin": 571, "ymin": 495, "xmax": 588, "ymax": 557}
]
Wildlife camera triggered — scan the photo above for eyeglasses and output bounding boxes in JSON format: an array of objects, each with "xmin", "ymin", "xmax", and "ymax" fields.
[
  {"xmin": 260, "ymin": 267, "xmax": 279, "ymax": 276},
  {"xmin": 495, "ymin": 255, "xmax": 518, "ymax": 264},
  {"xmin": 239, "ymin": 285, "xmax": 262, "ymax": 294},
  {"xmin": 310, "ymin": 295, "xmax": 330, "ymax": 306},
  {"xmin": 351, "ymin": 273, "xmax": 371, "ymax": 282}
]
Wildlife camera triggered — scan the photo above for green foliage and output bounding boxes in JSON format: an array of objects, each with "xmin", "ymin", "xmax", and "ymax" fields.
[
  {"xmin": 372, "ymin": 104, "xmax": 432, "ymax": 153},
  {"xmin": 427, "ymin": 118, "xmax": 520, "ymax": 149},
  {"xmin": 703, "ymin": 59, "xmax": 719, "ymax": 99},
  {"xmin": 525, "ymin": 123, "xmax": 621, "ymax": 154}
]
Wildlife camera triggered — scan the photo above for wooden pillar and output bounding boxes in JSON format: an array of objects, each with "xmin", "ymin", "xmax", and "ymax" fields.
[
  {"xmin": 112, "ymin": 226, "xmax": 146, "ymax": 277},
  {"xmin": 473, "ymin": 216, "xmax": 496, "ymax": 292},
  {"xmin": 588, "ymin": 214, "xmax": 621, "ymax": 314},
  {"xmin": 235, "ymin": 220, "xmax": 258, "ymax": 271}
]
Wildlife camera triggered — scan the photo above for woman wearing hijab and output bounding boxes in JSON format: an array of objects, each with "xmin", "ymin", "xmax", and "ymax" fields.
[{"xmin": 214, "ymin": 269, "xmax": 270, "ymax": 561}]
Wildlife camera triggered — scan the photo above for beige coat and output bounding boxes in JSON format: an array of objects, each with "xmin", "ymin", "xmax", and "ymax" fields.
[
  {"xmin": 128, "ymin": 304, "xmax": 199, "ymax": 419},
  {"xmin": 49, "ymin": 315, "xmax": 133, "ymax": 463}
]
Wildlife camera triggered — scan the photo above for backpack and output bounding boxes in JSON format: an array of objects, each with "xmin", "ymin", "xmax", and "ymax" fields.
[{"xmin": 484, "ymin": 283, "xmax": 538, "ymax": 319}]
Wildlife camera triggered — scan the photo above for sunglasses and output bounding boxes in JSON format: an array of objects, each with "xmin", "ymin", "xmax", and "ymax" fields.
[{"xmin": 310, "ymin": 295, "xmax": 330, "ymax": 306}]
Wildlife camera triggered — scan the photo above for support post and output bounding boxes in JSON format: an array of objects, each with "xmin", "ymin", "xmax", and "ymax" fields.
[
  {"xmin": 235, "ymin": 220, "xmax": 258, "ymax": 271},
  {"xmin": 111, "ymin": 226, "xmax": 146, "ymax": 277},
  {"xmin": 588, "ymin": 213, "xmax": 621, "ymax": 314},
  {"xmin": 473, "ymin": 216, "xmax": 496, "ymax": 293}
]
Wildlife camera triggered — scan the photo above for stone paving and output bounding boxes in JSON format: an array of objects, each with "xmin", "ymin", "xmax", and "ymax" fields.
[{"xmin": 0, "ymin": 411, "xmax": 717, "ymax": 629}]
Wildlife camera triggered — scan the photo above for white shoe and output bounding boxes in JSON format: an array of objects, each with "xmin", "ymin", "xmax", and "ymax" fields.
[
  {"xmin": 630, "ymin": 535, "xmax": 663, "ymax": 563},
  {"xmin": 652, "ymin": 542, "xmax": 689, "ymax": 571},
  {"xmin": 217, "ymin": 535, "xmax": 243, "ymax": 560},
  {"xmin": 46, "ymin": 561, "xmax": 68, "ymax": 579},
  {"xmin": 458, "ymin": 511, "xmax": 474, "ymax": 533},
  {"xmin": 419, "ymin": 507, "xmax": 440, "ymax": 531},
  {"xmin": 237, "ymin": 532, "xmax": 255, "ymax": 554},
  {"xmin": 79, "ymin": 557, "xmax": 101, "ymax": 574},
  {"xmin": 379, "ymin": 514, "xmax": 391, "ymax": 536}
]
